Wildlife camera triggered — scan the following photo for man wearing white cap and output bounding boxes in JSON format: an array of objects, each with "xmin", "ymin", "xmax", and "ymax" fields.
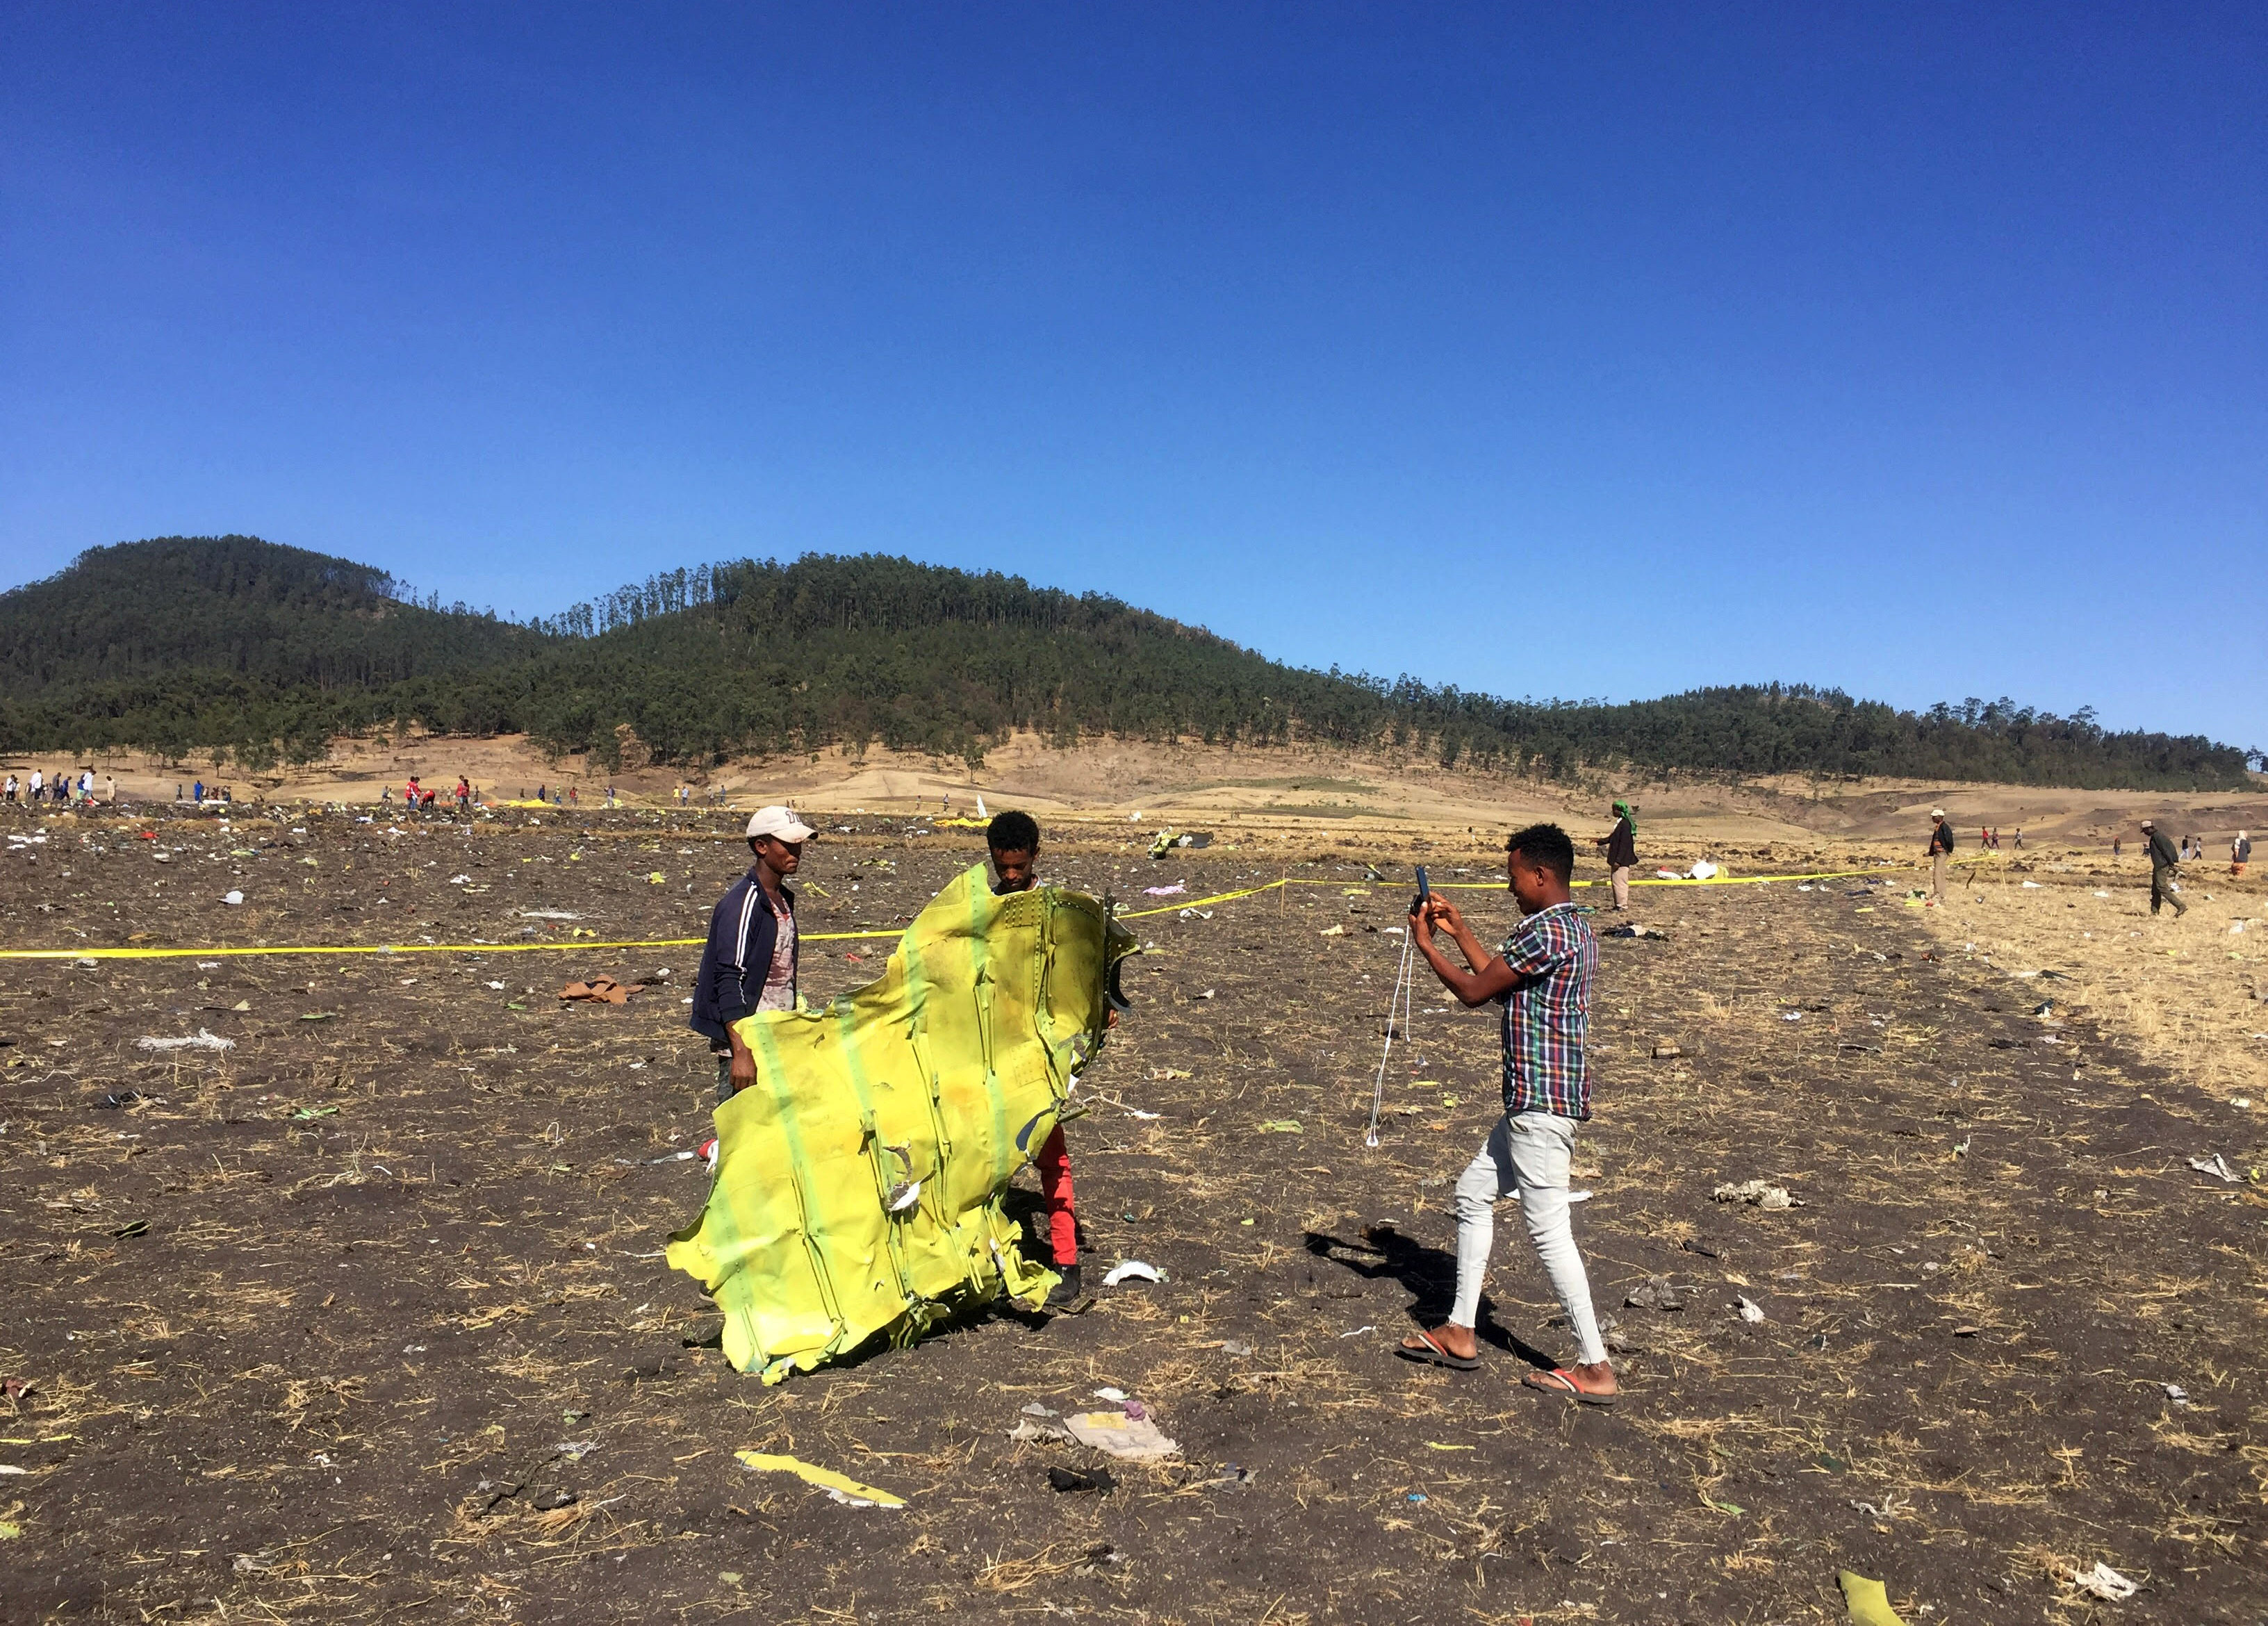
[
  {"xmin": 1926, "ymin": 809, "xmax": 1957, "ymax": 903},
  {"xmin": 691, "ymin": 805, "xmax": 818, "ymax": 1101}
]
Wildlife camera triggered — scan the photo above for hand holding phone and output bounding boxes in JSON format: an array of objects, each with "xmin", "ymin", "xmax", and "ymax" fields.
[{"xmin": 1410, "ymin": 864, "xmax": 1430, "ymax": 920}]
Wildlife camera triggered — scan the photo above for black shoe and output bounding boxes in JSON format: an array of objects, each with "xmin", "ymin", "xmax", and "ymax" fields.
[{"xmin": 1043, "ymin": 1263, "xmax": 1083, "ymax": 1308}]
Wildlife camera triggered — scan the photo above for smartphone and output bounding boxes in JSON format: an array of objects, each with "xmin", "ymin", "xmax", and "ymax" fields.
[{"xmin": 1411, "ymin": 864, "xmax": 1430, "ymax": 917}]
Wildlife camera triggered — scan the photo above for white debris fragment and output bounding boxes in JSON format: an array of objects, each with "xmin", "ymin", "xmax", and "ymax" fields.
[{"xmin": 136, "ymin": 1029, "xmax": 236, "ymax": 1053}]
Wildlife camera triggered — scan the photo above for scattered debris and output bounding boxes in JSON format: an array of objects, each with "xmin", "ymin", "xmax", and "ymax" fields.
[
  {"xmin": 2054, "ymin": 1559, "xmax": 2138, "ymax": 1602},
  {"xmin": 1836, "ymin": 1568, "xmax": 1912, "ymax": 1626},
  {"xmin": 1734, "ymin": 1295, "xmax": 1766, "ymax": 1323},
  {"xmin": 1101, "ymin": 1260, "xmax": 1162, "ymax": 1288},
  {"xmin": 2160, "ymin": 1383, "xmax": 2190, "ymax": 1408},
  {"xmin": 2187, "ymin": 1153, "xmax": 2241, "ymax": 1184},
  {"xmin": 221, "ymin": 890, "xmax": 244, "ymax": 906},
  {"xmin": 1651, "ymin": 1041, "xmax": 1683, "ymax": 1060},
  {"xmin": 135, "ymin": 1029, "xmax": 234, "ymax": 1053},
  {"xmin": 1220, "ymin": 1338, "xmax": 1254, "ymax": 1357},
  {"xmin": 1046, "ymin": 1465, "xmax": 1115, "ymax": 1494},
  {"xmin": 1603, "ymin": 922, "xmax": 1669, "ymax": 940},
  {"xmin": 1256, "ymin": 1119, "xmax": 1303, "ymax": 1133},
  {"xmin": 559, "ymin": 977, "xmax": 638, "ymax": 1004},
  {"xmin": 1712, "ymin": 1179, "xmax": 1796, "ymax": 1209},
  {"xmin": 1063, "ymin": 1408, "xmax": 1179, "ymax": 1461},
  {"xmin": 734, "ymin": 1450, "xmax": 905, "ymax": 1509},
  {"xmin": 1624, "ymin": 1275, "xmax": 1685, "ymax": 1311}
]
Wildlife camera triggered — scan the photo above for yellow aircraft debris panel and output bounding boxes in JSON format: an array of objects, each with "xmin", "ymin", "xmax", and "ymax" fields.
[{"xmin": 666, "ymin": 863, "xmax": 1136, "ymax": 1383}]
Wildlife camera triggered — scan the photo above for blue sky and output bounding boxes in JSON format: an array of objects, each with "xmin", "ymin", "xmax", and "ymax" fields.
[{"xmin": 4, "ymin": 4, "xmax": 2262, "ymax": 749}]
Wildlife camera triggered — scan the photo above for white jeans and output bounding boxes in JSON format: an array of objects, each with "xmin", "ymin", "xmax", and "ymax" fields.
[{"xmin": 1452, "ymin": 1111, "xmax": 1607, "ymax": 1368}]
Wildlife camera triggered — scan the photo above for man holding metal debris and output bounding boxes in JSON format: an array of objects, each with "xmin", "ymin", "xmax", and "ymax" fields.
[
  {"xmin": 2140, "ymin": 819, "xmax": 2187, "ymax": 918},
  {"xmin": 691, "ymin": 805, "xmax": 816, "ymax": 1102},
  {"xmin": 1396, "ymin": 823, "xmax": 1615, "ymax": 1405},
  {"xmin": 987, "ymin": 808, "xmax": 1087, "ymax": 1310}
]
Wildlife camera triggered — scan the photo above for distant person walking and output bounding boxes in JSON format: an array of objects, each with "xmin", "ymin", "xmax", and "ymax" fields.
[
  {"xmin": 2233, "ymin": 831, "xmax": 2251, "ymax": 878},
  {"xmin": 2141, "ymin": 820, "xmax": 2187, "ymax": 919},
  {"xmin": 691, "ymin": 805, "xmax": 816, "ymax": 1105},
  {"xmin": 1594, "ymin": 799, "xmax": 1638, "ymax": 911},
  {"xmin": 1928, "ymin": 809, "xmax": 1957, "ymax": 903},
  {"xmin": 2012, "ymin": 828, "xmax": 2023, "ymax": 850}
]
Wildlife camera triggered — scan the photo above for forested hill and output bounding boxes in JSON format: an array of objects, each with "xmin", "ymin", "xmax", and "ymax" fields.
[
  {"xmin": 0, "ymin": 536, "xmax": 2253, "ymax": 790},
  {"xmin": 0, "ymin": 534, "xmax": 545, "ymax": 693}
]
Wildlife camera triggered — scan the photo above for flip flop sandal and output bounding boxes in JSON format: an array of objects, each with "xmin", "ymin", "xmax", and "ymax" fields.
[
  {"xmin": 1522, "ymin": 1367, "xmax": 1617, "ymax": 1406},
  {"xmin": 1395, "ymin": 1329, "xmax": 1481, "ymax": 1371}
]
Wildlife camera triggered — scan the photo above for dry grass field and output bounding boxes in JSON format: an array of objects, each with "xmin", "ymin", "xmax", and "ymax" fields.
[{"xmin": 1, "ymin": 798, "xmax": 2262, "ymax": 1623}]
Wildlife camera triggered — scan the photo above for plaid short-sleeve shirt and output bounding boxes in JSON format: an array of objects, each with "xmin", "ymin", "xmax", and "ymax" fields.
[{"xmin": 1495, "ymin": 902, "xmax": 1598, "ymax": 1120}]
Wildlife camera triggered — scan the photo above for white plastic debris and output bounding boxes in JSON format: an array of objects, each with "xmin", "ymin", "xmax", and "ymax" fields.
[
  {"xmin": 1688, "ymin": 860, "xmax": 1719, "ymax": 880},
  {"xmin": 1092, "ymin": 1386, "xmax": 1128, "ymax": 1402},
  {"xmin": 1063, "ymin": 1409, "xmax": 1179, "ymax": 1461},
  {"xmin": 2062, "ymin": 1561, "xmax": 2137, "ymax": 1602},
  {"xmin": 137, "ymin": 1029, "xmax": 235, "ymax": 1053},
  {"xmin": 1102, "ymin": 1260, "xmax": 1162, "ymax": 1287},
  {"xmin": 1712, "ymin": 1179, "xmax": 1796, "ymax": 1209},
  {"xmin": 222, "ymin": 890, "xmax": 244, "ymax": 906},
  {"xmin": 2160, "ymin": 1383, "xmax": 2190, "ymax": 1407},
  {"xmin": 2021, "ymin": 880, "xmax": 2044, "ymax": 889},
  {"xmin": 1734, "ymin": 1296, "xmax": 1766, "ymax": 1324},
  {"xmin": 2187, "ymin": 1153, "xmax": 2241, "ymax": 1184}
]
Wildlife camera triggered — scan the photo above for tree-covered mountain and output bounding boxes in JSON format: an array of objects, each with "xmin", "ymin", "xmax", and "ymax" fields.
[{"xmin": 1, "ymin": 536, "xmax": 2253, "ymax": 789}]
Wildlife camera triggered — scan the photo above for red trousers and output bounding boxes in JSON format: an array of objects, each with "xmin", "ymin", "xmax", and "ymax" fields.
[{"xmin": 1033, "ymin": 1124, "xmax": 1078, "ymax": 1267}]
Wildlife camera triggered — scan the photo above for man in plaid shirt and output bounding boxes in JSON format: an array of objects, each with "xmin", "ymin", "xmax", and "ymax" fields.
[{"xmin": 1397, "ymin": 823, "xmax": 1615, "ymax": 1404}]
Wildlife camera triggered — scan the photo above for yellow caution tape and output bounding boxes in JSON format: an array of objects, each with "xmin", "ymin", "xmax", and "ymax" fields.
[
  {"xmin": 732, "ymin": 1450, "xmax": 907, "ymax": 1509},
  {"xmin": 0, "ymin": 928, "xmax": 899, "ymax": 962},
  {"xmin": 0, "ymin": 862, "xmax": 1947, "ymax": 962}
]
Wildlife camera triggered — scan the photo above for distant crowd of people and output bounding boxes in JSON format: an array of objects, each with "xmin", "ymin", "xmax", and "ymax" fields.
[{"xmin": 3, "ymin": 768, "xmax": 112, "ymax": 805}]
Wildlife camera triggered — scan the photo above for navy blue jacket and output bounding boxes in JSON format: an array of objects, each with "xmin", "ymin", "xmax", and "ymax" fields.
[{"xmin": 690, "ymin": 869, "xmax": 796, "ymax": 1044}]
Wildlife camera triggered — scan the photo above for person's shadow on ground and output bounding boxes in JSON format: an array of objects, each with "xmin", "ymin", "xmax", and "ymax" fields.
[{"xmin": 1302, "ymin": 1224, "xmax": 1556, "ymax": 1368}]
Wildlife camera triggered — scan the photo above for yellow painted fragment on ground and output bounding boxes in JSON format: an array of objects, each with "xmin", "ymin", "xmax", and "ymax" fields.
[
  {"xmin": 668, "ymin": 865, "xmax": 1134, "ymax": 1383},
  {"xmin": 1836, "ymin": 1570, "xmax": 1910, "ymax": 1626},
  {"xmin": 733, "ymin": 1450, "xmax": 905, "ymax": 1509}
]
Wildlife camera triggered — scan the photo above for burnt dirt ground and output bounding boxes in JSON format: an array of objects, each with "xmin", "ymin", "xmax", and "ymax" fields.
[{"xmin": 1, "ymin": 806, "xmax": 2262, "ymax": 1623}]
